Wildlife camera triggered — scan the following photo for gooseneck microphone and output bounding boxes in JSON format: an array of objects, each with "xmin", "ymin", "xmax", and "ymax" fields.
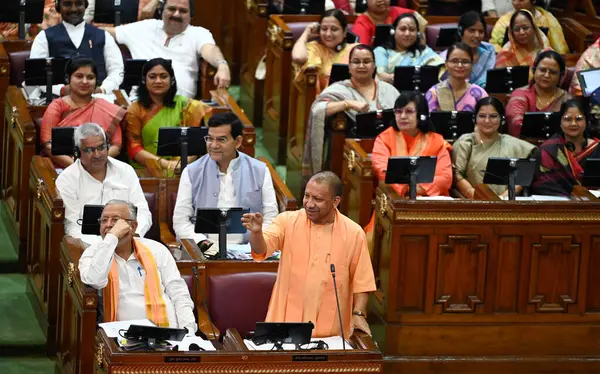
[
  {"xmin": 192, "ymin": 267, "xmax": 218, "ymax": 341},
  {"xmin": 330, "ymin": 264, "xmax": 346, "ymax": 350}
]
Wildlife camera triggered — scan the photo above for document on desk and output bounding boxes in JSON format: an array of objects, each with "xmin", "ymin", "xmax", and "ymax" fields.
[
  {"xmin": 244, "ymin": 336, "xmax": 353, "ymax": 351},
  {"xmin": 167, "ymin": 336, "xmax": 216, "ymax": 351},
  {"xmin": 99, "ymin": 319, "xmax": 155, "ymax": 338},
  {"xmin": 501, "ymin": 195, "xmax": 571, "ymax": 201}
]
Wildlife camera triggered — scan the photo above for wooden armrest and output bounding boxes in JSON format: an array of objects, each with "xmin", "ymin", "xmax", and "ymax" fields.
[
  {"xmin": 180, "ymin": 238, "xmax": 208, "ymax": 260},
  {"xmin": 559, "ymin": 17, "xmax": 593, "ymax": 53},
  {"xmin": 62, "ymin": 236, "xmax": 98, "ymax": 303},
  {"xmin": 159, "ymin": 222, "xmax": 179, "ymax": 250},
  {"xmin": 473, "ymin": 184, "xmax": 501, "ymax": 201},
  {"xmin": 571, "ymin": 185, "xmax": 599, "ymax": 201},
  {"xmin": 113, "ymin": 90, "xmax": 128, "ymax": 108},
  {"xmin": 350, "ymin": 330, "xmax": 379, "ymax": 351},
  {"xmin": 223, "ymin": 329, "xmax": 248, "ymax": 351},
  {"xmin": 258, "ymin": 156, "xmax": 298, "ymax": 211},
  {"xmin": 197, "ymin": 307, "xmax": 221, "ymax": 341}
]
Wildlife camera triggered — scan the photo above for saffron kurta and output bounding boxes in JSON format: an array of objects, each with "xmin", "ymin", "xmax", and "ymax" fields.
[{"xmin": 252, "ymin": 209, "xmax": 376, "ymax": 338}]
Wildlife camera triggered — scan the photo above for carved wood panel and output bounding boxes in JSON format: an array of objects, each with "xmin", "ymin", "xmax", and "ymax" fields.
[
  {"xmin": 435, "ymin": 236, "xmax": 487, "ymax": 313},
  {"xmin": 493, "ymin": 236, "xmax": 523, "ymax": 313},
  {"xmin": 529, "ymin": 236, "xmax": 580, "ymax": 312},
  {"xmin": 586, "ymin": 236, "xmax": 600, "ymax": 312},
  {"xmin": 393, "ymin": 236, "xmax": 429, "ymax": 313}
]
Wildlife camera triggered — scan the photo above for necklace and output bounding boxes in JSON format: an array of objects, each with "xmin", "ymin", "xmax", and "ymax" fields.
[{"xmin": 536, "ymin": 90, "xmax": 557, "ymax": 109}]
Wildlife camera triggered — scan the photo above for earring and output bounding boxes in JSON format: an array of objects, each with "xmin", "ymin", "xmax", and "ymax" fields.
[{"xmin": 335, "ymin": 44, "xmax": 343, "ymax": 52}]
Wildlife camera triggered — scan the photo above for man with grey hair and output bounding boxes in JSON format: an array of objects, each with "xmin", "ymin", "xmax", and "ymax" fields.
[
  {"xmin": 56, "ymin": 123, "xmax": 152, "ymax": 244},
  {"xmin": 79, "ymin": 200, "xmax": 197, "ymax": 333}
]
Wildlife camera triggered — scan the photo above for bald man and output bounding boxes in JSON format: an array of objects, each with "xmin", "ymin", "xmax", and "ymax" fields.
[{"xmin": 242, "ymin": 171, "xmax": 376, "ymax": 338}]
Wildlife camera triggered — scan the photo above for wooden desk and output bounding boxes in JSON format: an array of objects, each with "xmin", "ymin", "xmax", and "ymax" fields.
[
  {"xmin": 94, "ymin": 328, "xmax": 382, "ymax": 373},
  {"xmin": 0, "ymin": 40, "xmax": 32, "ymax": 139},
  {"xmin": 370, "ymin": 185, "xmax": 600, "ymax": 372}
]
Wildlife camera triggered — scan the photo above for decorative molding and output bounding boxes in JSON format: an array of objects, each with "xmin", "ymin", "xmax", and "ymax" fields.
[
  {"xmin": 67, "ymin": 262, "xmax": 75, "ymax": 287},
  {"xmin": 377, "ymin": 192, "xmax": 388, "ymax": 217},
  {"xmin": 393, "ymin": 211, "xmax": 600, "ymax": 222},
  {"xmin": 111, "ymin": 363, "xmax": 381, "ymax": 373},
  {"xmin": 347, "ymin": 150, "xmax": 356, "ymax": 172}
]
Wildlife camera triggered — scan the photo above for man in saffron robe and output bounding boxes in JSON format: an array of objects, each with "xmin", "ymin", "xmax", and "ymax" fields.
[{"xmin": 243, "ymin": 171, "xmax": 376, "ymax": 338}]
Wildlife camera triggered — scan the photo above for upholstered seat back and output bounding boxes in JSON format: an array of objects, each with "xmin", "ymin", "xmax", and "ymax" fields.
[
  {"xmin": 561, "ymin": 66, "xmax": 576, "ymax": 91},
  {"xmin": 9, "ymin": 50, "xmax": 31, "ymax": 86},
  {"xmin": 207, "ymin": 271, "xmax": 277, "ymax": 337},
  {"xmin": 144, "ymin": 192, "xmax": 160, "ymax": 242},
  {"xmin": 426, "ymin": 23, "xmax": 494, "ymax": 50}
]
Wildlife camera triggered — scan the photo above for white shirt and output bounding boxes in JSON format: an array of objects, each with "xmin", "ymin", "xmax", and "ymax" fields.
[
  {"xmin": 78, "ymin": 234, "xmax": 197, "ymax": 333},
  {"xmin": 481, "ymin": 0, "xmax": 513, "ymax": 15},
  {"xmin": 56, "ymin": 157, "xmax": 152, "ymax": 245},
  {"xmin": 173, "ymin": 157, "xmax": 279, "ymax": 245},
  {"xmin": 29, "ymin": 21, "xmax": 124, "ymax": 96},
  {"xmin": 115, "ymin": 19, "xmax": 216, "ymax": 98}
]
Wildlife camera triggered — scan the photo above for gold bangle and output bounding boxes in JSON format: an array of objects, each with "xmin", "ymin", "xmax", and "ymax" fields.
[{"xmin": 344, "ymin": 101, "xmax": 350, "ymax": 111}]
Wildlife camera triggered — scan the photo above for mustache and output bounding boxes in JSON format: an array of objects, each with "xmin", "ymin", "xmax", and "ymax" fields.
[{"xmin": 169, "ymin": 17, "xmax": 183, "ymax": 22}]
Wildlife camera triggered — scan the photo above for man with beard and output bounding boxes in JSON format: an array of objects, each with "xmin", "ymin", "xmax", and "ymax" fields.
[
  {"xmin": 242, "ymin": 171, "xmax": 376, "ymax": 338},
  {"xmin": 29, "ymin": 0, "xmax": 124, "ymax": 97},
  {"xmin": 56, "ymin": 123, "xmax": 152, "ymax": 245},
  {"xmin": 105, "ymin": 0, "xmax": 231, "ymax": 98}
]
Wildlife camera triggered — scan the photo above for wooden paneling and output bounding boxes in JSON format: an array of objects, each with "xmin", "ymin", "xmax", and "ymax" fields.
[
  {"xmin": 394, "ymin": 236, "xmax": 428, "ymax": 314},
  {"xmin": 340, "ymin": 139, "xmax": 375, "ymax": 228},
  {"xmin": 586, "ymin": 236, "xmax": 600, "ymax": 312},
  {"xmin": 492, "ymin": 236, "xmax": 522, "ymax": 313}
]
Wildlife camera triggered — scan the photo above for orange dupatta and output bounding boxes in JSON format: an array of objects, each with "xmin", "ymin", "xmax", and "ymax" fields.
[{"xmin": 103, "ymin": 239, "xmax": 169, "ymax": 327}]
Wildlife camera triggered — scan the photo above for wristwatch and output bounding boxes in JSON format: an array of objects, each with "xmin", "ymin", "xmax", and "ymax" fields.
[
  {"xmin": 216, "ymin": 59, "xmax": 228, "ymax": 66},
  {"xmin": 352, "ymin": 310, "xmax": 366, "ymax": 317}
]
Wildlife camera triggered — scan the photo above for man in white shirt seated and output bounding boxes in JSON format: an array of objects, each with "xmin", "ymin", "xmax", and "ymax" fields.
[
  {"xmin": 56, "ymin": 123, "xmax": 152, "ymax": 244},
  {"xmin": 29, "ymin": 0, "xmax": 124, "ymax": 98},
  {"xmin": 104, "ymin": 0, "xmax": 231, "ymax": 98},
  {"xmin": 79, "ymin": 200, "xmax": 197, "ymax": 333},
  {"xmin": 173, "ymin": 112, "xmax": 278, "ymax": 255}
]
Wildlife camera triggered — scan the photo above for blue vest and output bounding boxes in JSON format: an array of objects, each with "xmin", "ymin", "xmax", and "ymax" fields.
[
  {"xmin": 187, "ymin": 152, "xmax": 266, "ymax": 242},
  {"xmin": 45, "ymin": 23, "xmax": 107, "ymax": 83}
]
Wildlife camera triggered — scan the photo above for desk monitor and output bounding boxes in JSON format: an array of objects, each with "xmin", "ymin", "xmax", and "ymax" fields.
[
  {"xmin": 80, "ymin": 204, "xmax": 104, "ymax": 235},
  {"xmin": 483, "ymin": 157, "xmax": 536, "ymax": 200},
  {"xmin": 485, "ymin": 66, "xmax": 529, "ymax": 94},
  {"xmin": 583, "ymin": 158, "xmax": 600, "ymax": 187},
  {"xmin": 252, "ymin": 322, "xmax": 314, "ymax": 349},
  {"xmin": 393, "ymin": 65, "xmax": 441, "ymax": 92},
  {"xmin": 346, "ymin": 30, "xmax": 359, "ymax": 44},
  {"xmin": 94, "ymin": 0, "xmax": 140, "ymax": 25},
  {"xmin": 577, "ymin": 68, "xmax": 600, "ymax": 97},
  {"xmin": 193, "ymin": 208, "xmax": 249, "ymax": 235},
  {"xmin": 436, "ymin": 27, "xmax": 458, "ymax": 48},
  {"xmin": 24, "ymin": 57, "xmax": 67, "ymax": 85},
  {"xmin": 51, "ymin": 127, "xmax": 75, "ymax": 156},
  {"xmin": 520, "ymin": 111, "xmax": 560, "ymax": 140},
  {"xmin": 125, "ymin": 325, "xmax": 187, "ymax": 344},
  {"xmin": 156, "ymin": 127, "xmax": 208, "ymax": 157},
  {"xmin": 385, "ymin": 156, "xmax": 437, "ymax": 200},
  {"xmin": 121, "ymin": 59, "xmax": 148, "ymax": 88},
  {"xmin": 282, "ymin": 0, "xmax": 325, "ymax": 14},
  {"xmin": 329, "ymin": 63, "xmax": 350, "ymax": 85},
  {"xmin": 0, "ymin": 0, "xmax": 44, "ymax": 23},
  {"xmin": 348, "ymin": 109, "xmax": 394, "ymax": 138},
  {"xmin": 429, "ymin": 111, "xmax": 474, "ymax": 141},
  {"xmin": 374, "ymin": 24, "xmax": 393, "ymax": 48}
]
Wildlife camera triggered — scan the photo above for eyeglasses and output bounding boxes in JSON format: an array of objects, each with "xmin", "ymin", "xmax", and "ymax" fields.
[
  {"xmin": 536, "ymin": 67, "xmax": 560, "ymax": 76},
  {"xmin": 204, "ymin": 135, "xmax": 230, "ymax": 144},
  {"xmin": 562, "ymin": 115, "xmax": 585, "ymax": 123},
  {"xmin": 476, "ymin": 113, "xmax": 500, "ymax": 121},
  {"xmin": 397, "ymin": 26, "xmax": 417, "ymax": 34},
  {"xmin": 511, "ymin": 25, "xmax": 532, "ymax": 33},
  {"xmin": 394, "ymin": 107, "xmax": 417, "ymax": 115},
  {"xmin": 349, "ymin": 59, "xmax": 374, "ymax": 66},
  {"xmin": 80, "ymin": 143, "xmax": 108, "ymax": 155},
  {"xmin": 447, "ymin": 59, "xmax": 472, "ymax": 67},
  {"xmin": 98, "ymin": 216, "xmax": 135, "ymax": 225}
]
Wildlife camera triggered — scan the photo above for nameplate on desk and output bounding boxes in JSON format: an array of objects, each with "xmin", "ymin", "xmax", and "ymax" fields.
[
  {"xmin": 164, "ymin": 356, "xmax": 201, "ymax": 363},
  {"xmin": 292, "ymin": 355, "xmax": 328, "ymax": 362}
]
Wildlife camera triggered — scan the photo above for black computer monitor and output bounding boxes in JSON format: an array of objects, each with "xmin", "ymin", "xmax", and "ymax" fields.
[
  {"xmin": 374, "ymin": 24, "xmax": 393, "ymax": 48},
  {"xmin": 483, "ymin": 157, "xmax": 536, "ymax": 200},
  {"xmin": 122, "ymin": 59, "xmax": 148, "ymax": 88},
  {"xmin": 282, "ymin": 0, "xmax": 325, "ymax": 14},
  {"xmin": 252, "ymin": 322, "xmax": 314, "ymax": 349},
  {"xmin": 156, "ymin": 127, "xmax": 208, "ymax": 157},
  {"xmin": 94, "ymin": 0, "xmax": 140, "ymax": 25},
  {"xmin": 385, "ymin": 156, "xmax": 437, "ymax": 200},
  {"xmin": 346, "ymin": 30, "xmax": 359, "ymax": 44},
  {"xmin": 429, "ymin": 111, "xmax": 474, "ymax": 141},
  {"xmin": 583, "ymin": 158, "xmax": 600, "ymax": 187},
  {"xmin": 436, "ymin": 27, "xmax": 458, "ymax": 48},
  {"xmin": 485, "ymin": 66, "xmax": 529, "ymax": 94},
  {"xmin": 520, "ymin": 112, "xmax": 561, "ymax": 140},
  {"xmin": 393, "ymin": 65, "xmax": 441, "ymax": 92},
  {"xmin": 51, "ymin": 127, "xmax": 76, "ymax": 156},
  {"xmin": 80, "ymin": 204, "xmax": 104, "ymax": 235},
  {"xmin": 347, "ymin": 109, "xmax": 395, "ymax": 138},
  {"xmin": 125, "ymin": 324, "xmax": 187, "ymax": 345},
  {"xmin": 329, "ymin": 63, "xmax": 350, "ymax": 85}
]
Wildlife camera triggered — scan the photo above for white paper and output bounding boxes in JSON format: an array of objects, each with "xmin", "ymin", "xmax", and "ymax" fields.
[
  {"xmin": 99, "ymin": 319, "xmax": 155, "ymax": 338},
  {"xmin": 590, "ymin": 190, "xmax": 600, "ymax": 198},
  {"xmin": 416, "ymin": 196, "xmax": 455, "ymax": 200},
  {"xmin": 501, "ymin": 195, "xmax": 571, "ymax": 201},
  {"xmin": 244, "ymin": 336, "xmax": 353, "ymax": 351},
  {"xmin": 166, "ymin": 336, "xmax": 216, "ymax": 351}
]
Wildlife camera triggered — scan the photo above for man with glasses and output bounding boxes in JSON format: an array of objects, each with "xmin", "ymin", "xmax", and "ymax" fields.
[
  {"xmin": 79, "ymin": 199, "xmax": 197, "ymax": 333},
  {"xmin": 56, "ymin": 123, "xmax": 152, "ymax": 244},
  {"xmin": 172, "ymin": 112, "xmax": 278, "ymax": 256}
]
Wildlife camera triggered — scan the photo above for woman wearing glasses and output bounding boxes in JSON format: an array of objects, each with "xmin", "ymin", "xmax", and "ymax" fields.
[
  {"xmin": 303, "ymin": 44, "xmax": 400, "ymax": 176},
  {"xmin": 505, "ymin": 50, "xmax": 571, "ymax": 137},
  {"xmin": 495, "ymin": 9, "xmax": 551, "ymax": 69},
  {"xmin": 425, "ymin": 43, "xmax": 488, "ymax": 113},
  {"xmin": 531, "ymin": 99, "xmax": 600, "ymax": 196},
  {"xmin": 452, "ymin": 97, "xmax": 536, "ymax": 199},
  {"xmin": 41, "ymin": 57, "xmax": 125, "ymax": 169},
  {"xmin": 125, "ymin": 58, "xmax": 213, "ymax": 170}
]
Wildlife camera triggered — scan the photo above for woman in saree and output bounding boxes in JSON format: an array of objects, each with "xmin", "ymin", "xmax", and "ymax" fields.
[
  {"xmin": 374, "ymin": 12, "xmax": 444, "ymax": 84},
  {"xmin": 531, "ymin": 99, "xmax": 600, "ymax": 196},
  {"xmin": 440, "ymin": 11, "xmax": 495, "ymax": 88},
  {"xmin": 490, "ymin": 0, "xmax": 567, "ymax": 54},
  {"xmin": 452, "ymin": 97, "xmax": 536, "ymax": 199},
  {"xmin": 495, "ymin": 9, "xmax": 551, "ymax": 69},
  {"xmin": 126, "ymin": 58, "xmax": 212, "ymax": 170},
  {"xmin": 425, "ymin": 43, "xmax": 488, "ymax": 113},
  {"xmin": 570, "ymin": 37, "xmax": 600, "ymax": 96},
  {"xmin": 40, "ymin": 57, "xmax": 125, "ymax": 169},
  {"xmin": 505, "ymin": 50, "xmax": 571, "ymax": 137},
  {"xmin": 292, "ymin": 9, "xmax": 357, "ymax": 95},
  {"xmin": 302, "ymin": 44, "xmax": 400, "ymax": 178}
]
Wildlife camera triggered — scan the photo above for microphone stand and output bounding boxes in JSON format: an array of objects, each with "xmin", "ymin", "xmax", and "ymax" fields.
[
  {"xmin": 113, "ymin": 0, "xmax": 122, "ymax": 26},
  {"xmin": 330, "ymin": 264, "xmax": 346, "ymax": 350},
  {"xmin": 19, "ymin": 0, "xmax": 27, "ymax": 40}
]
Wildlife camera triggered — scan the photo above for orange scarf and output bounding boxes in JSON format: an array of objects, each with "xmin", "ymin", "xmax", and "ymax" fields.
[{"xmin": 103, "ymin": 239, "xmax": 169, "ymax": 327}]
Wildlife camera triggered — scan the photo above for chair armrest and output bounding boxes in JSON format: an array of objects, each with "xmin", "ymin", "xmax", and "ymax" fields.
[
  {"xmin": 159, "ymin": 222, "xmax": 179, "ymax": 250},
  {"xmin": 571, "ymin": 185, "xmax": 599, "ymax": 201},
  {"xmin": 199, "ymin": 59, "xmax": 217, "ymax": 100},
  {"xmin": 197, "ymin": 307, "xmax": 221, "ymax": 340},
  {"xmin": 560, "ymin": 17, "xmax": 593, "ymax": 54},
  {"xmin": 223, "ymin": 329, "xmax": 248, "ymax": 351},
  {"xmin": 258, "ymin": 156, "xmax": 297, "ymax": 211},
  {"xmin": 113, "ymin": 89, "xmax": 129, "ymax": 108}
]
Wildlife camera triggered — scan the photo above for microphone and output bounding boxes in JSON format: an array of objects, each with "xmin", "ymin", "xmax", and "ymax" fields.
[
  {"xmin": 330, "ymin": 264, "xmax": 346, "ymax": 350},
  {"xmin": 191, "ymin": 266, "xmax": 218, "ymax": 341}
]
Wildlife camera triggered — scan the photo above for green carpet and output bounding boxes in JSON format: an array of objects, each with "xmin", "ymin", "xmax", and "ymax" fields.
[{"xmin": 0, "ymin": 358, "xmax": 56, "ymax": 374}]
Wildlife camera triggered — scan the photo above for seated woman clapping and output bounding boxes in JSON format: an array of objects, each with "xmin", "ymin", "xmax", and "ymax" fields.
[
  {"xmin": 495, "ymin": 9, "xmax": 550, "ymax": 69},
  {"xmin": 125, "ymin": 58, "xmax": 212, "ymax": 170},
  {"xmin": 41, "ymin": 57, "xmax": 125, "ymax": 169},
  {"xmin": 531, "ymin": 99, "xmax": 600, "ymax": 196},
  {"xmin": 505, "ymin": 50, "xmax": 571, "ymax": 137},
  {"xmin": 425, "ymin": 43, "xmax": 488, "ymax": 113},
  {"xmin": 374, "ymin": 12, "xmax": 444, "ymax": 85},
  {"xmin": 372, "ymin": 91, "xmax": 452, "ymax": 198},
  {"xmin": 292, "ymin": 9, "xmax": 357, "ymax": 94},
  {"xmin": 440, "ymin": 11, "xmax": 495, "ymax": 88},
  {"xmin": 452, "ymin": 97, "xmax": 536, "ymax": 199},
  {"xmin": 303, "ymin": 44, "xmax": 400, "ymax": 176}
]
